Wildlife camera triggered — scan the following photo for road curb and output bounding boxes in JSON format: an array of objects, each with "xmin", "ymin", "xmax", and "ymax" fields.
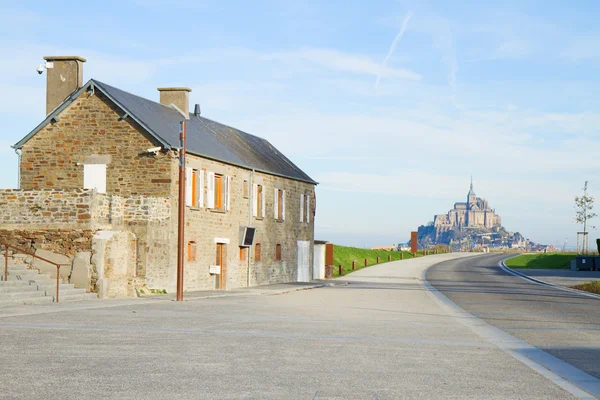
[
  {"xmin": 179, "ymin": 283, "xmax": 328, "ymax": 302},
  {"xmin": 499, "ymin": 259, "xmax": 600, "ymax": 301}
]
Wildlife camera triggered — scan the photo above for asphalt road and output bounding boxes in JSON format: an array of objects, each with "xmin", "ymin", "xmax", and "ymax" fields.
[
  {"xmin": 427, "ymin": 253, "xmax": 600, "ymax": 381},
  {"xmin": 0, "ymin": 253, "xmax": 583, "ymax": 399}
]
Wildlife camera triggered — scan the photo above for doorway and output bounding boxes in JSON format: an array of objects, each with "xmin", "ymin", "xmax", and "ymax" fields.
[
  {"xmin": 215, "ymin": 243, "xmax": 227, "ymax": 290},
  {"xmin": 297, "ymin": 241, "xmax": 310, "ymax": 282}
]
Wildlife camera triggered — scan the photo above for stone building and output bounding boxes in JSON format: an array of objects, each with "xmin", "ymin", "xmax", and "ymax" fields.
[
  {"xmin": 2, "ymin": 55, "xmax": 317, "ymax": 297},
  {"xmin": 433, "ymin": 179, "xmax": 501, "ymax": 238}
]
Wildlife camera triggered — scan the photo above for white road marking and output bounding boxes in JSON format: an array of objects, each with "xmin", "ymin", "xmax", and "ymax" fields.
[{"xmin": 499, "ymin": 259, "xmax": 600, "ymax": 300}]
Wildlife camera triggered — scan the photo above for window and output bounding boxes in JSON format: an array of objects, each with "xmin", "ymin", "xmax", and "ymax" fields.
[
  {"xmin": 253, "ymin": 184, "xmax": 265, "ymax": 218},
  {"xmin": 187, "ymin": 241, "xmax": 197, "ymax": 261},
  {"xmin": 243, "ymin": 180, "xmax": 249, "ymax": 198},
  {"xmin": 300, "ymin": 192, "xmax": 310, "ymax": 223},
  {"xmin": 207, "ymin": 172, "xmax": 230, "ymax": 211},
  {"xmin": 255, "ymin": 243, "xmax": 261, "ymax": 261},
  {"xmin": 273, "ymin": 188, "xmax": 286, "ymax": 220},
  {"xmin": 83, "ymin": 164, "xmax": 107, "ymax": 193},
  {"xmin": 185, "ymin": 168, "xmax": 204, "ymax": 208},
  {"xmin": 239, "ymin": 247, "xmax": 247, "ymax": 261},
  {"xmin": 275, "ymin": 243, "xmax": 282, "ymax": 261}
]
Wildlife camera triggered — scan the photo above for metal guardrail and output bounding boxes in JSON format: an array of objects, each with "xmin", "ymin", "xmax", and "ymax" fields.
[{"xmin": 1, "ymin": 241, "xmax": 70, "ymax": 303}]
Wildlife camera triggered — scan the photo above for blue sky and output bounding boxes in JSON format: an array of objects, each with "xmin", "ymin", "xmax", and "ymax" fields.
[{"xmin": 1, "ymin": 0, "xmax": 599, "ymax": 249}]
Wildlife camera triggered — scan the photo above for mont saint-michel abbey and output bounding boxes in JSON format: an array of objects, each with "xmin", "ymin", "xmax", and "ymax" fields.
[{"xmin": 434, "ymin": 180, "xmax": 502, "ymax": 237}]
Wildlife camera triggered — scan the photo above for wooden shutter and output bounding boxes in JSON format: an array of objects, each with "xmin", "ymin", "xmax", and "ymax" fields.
[
  {"xmin": 306, "ymin": 193, "xmax": 310, "ymax": 224},
  {"xmin": 300, "ymin": 194, "xmax": 304, "ymax": 222},
  {"xmin": 207, "ymin": 171, "xmax": 215, "ymax": 208},
  {"xmin": 199, "ymin": 170, "xmax": 205, "ymax": 208},
  {"xmin": 261, "ymin": 186, "xmax": 266, "ymax": 218},
  {"xmin": 185, "ymin": 167, "xmax": 193, "ymax": 206},
  {"xmin": 253, "ymin": 184, "xmax": 258, "ymax": 217},
  {"xmin": 273, "ymin": 188, "xmax": 279, "ymax": 219},
  {"xmin": 282, "ymin": 190, "xmax": 286, "ymax": 220},
  {"xmin": 225, "ymin": 176, "xmax": 231, "ymax": 211}
]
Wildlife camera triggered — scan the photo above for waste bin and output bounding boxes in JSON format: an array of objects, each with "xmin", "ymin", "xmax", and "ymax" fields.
[{"xmin": 576, "ymin": 256, "xmax": 594, "ymax": 271}]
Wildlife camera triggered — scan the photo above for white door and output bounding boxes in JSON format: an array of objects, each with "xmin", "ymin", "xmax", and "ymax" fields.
[
  {"xmin": 297, "ymin": 241, "xmax": 310, "ymax": 282},
  {"xmin": 83, "ymin": 164, "xmax": 107, "ymax": 194},
  {"xmin": 313, "ymin": 244, "xmax": 325, "ymax": 280}
]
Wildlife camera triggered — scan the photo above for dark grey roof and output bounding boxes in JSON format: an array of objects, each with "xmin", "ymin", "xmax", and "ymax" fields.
[{"xmin": 15, "ymin": 79, "xmax": 317, "ymax": 185}]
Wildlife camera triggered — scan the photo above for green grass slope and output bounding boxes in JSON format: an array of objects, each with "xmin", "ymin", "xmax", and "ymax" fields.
[
  {"xmin": 504, "ymin": 253, "xmax": 577, "ymax": 269},
  {"xmin": 332, "ymin": 245, "xmax": 426, "ymax": 277}
]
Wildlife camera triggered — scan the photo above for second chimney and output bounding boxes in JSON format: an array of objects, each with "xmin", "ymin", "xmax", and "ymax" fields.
[
  {"xmin": 157, "ymin": 87, "xmax": 191, "ymax": 118},
  {"xmin": 44, "ymin": 56, "xmax": 86, "ymax": 115}
]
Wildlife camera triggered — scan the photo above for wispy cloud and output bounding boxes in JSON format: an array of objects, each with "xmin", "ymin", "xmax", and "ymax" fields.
[
  {"xmin": 375, "ymin": 11, "xmax": 414, "ymax": 89},
  {"xmin": 267, "ymin": 48, "xmax": 421, "ymax": 81}
]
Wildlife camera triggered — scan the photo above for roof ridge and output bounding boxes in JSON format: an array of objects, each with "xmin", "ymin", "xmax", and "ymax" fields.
[{"xmin": 91, "ymin": 79, "xmax": 179, "ymax": 113}]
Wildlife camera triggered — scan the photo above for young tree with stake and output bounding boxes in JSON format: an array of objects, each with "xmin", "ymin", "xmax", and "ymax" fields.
[{"xmin": 574, "ymin": 181, "xmax": 596, "ymax": 254}]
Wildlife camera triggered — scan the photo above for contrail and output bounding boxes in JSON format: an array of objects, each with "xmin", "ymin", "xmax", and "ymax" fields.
[{"xmin": 375, "ymin": 11, "xmax": 413, "ymax": 89}]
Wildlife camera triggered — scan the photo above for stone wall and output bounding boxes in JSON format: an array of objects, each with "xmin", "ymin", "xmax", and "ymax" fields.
[
  {"xmin": 149, "ymin": 154, "xmax": 316, "ymax": 292},
  {"xmin": 0, "ymin": 189, "xmax": 94, "ymax": 228},
  {"xmin": 0, "ymin": 189, "xmax": 172, "ymax": 296},
  {"xmin": 19, "ymin": 91, "xmax": 174, "ymax": 197}
]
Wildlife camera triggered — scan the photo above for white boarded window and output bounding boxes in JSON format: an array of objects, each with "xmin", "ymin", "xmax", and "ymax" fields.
[{"xmin": 83, "ymin": 164, "xmax": 106, "ymax": 194}]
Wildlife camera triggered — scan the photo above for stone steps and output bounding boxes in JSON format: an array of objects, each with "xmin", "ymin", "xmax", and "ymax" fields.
[
  {"xmin": 55, "ymin": 293, "xmax": 97, "ymax": 302},
  {"xmin": 0, "ymin": 289, "xmax": 47, "ymax": 300},
  {"xmin": 0, "ymin": 285, "xmax": 40, "ymax": 293},
  {"xmin": 0, "ymin": 296, "xmax": 54, "ymax": 307},
  {"xmin": 0, "ymin": 255, "xmax": 97, "ymax": 307}
]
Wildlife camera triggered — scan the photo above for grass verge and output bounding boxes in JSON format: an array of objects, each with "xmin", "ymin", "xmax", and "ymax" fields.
[
  {"xmin": 332, "ymin": 245, "xmax": 428, "ymax": 277},
  {"xmin": 570, "ymin": 281, "xmax": 600, "ymax": 295},
  {"xmin": 504, "ymin": 253, "xmax": 576, "ymax": 269}
]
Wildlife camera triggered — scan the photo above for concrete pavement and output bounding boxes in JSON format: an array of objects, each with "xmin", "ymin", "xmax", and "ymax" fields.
[{"xmin": 0, "ymin": 252, "xmax": 588, "ymax": 399}]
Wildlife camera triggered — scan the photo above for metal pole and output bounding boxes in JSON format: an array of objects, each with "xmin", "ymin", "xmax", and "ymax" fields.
[
  {"xmin": 55, "ymin": 265, "xmax": 60, "ymax": 303},
  {"xmin": 176, "ymin": 121, "xmax": 187, "ymax": 302}
]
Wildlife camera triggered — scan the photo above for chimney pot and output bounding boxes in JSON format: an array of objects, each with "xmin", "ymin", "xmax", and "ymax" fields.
[
  {"xmin": 43, "ymin": 56, "xmax": 86, "ymax": 115},
  {"xmin": 194, "ymin": 104, "xmax": 201, "ymax": 116},
  {"xmin": 157, "ymin": 87, "xmax": 192, "ymax": 118}
]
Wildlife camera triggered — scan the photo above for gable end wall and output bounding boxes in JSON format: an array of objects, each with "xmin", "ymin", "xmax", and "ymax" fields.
[{"xmin": 19, "ymin": 91, "xmax": 174, "ymax": 197}]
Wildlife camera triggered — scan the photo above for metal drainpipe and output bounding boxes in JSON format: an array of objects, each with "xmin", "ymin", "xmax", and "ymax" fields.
[
  {"xmin": 247, "ymin": 169, "xmax": 255, "ymax": 287},
  {"xmin": 14, "ymin": 149, "xmax": 21, "ymax": 189}
]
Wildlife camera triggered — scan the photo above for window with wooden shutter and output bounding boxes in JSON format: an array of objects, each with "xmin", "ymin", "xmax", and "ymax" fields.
[
  {"xmin": 305, "ymin": 191, "xmax": 310, "ymax": 223},
  {"xmin": 191, "ymin": 170, "xmax": 198, "ymax": 207},
  {"xmin": 187, "ymin": 241, "xmax": 197, "ymax": 261},
  {"xmin": 239, "ymin": 247, "xmax": 247, "ymax": 261},
  {"xmin": 243, "ymin": 180, "xmax": 249, "ymax": 198},
  {"xmin": 273, "ymin": 188, "xmax": 279, "ymax": 219},
  {"xmin": 198, "ymin": 170, "xmax": 205, "ymax": 208},
  {"xmin": 207, "ymin": 171, "xmax": 215, "ymax": 208},
  {"xmin": 255, "ymin": 243, "xmax": 261, "ymax": 261},
  {"xmin": 275, "ymin": 243, "xmax": 282, "ymax": 261},
  {"xmin": 215, "ymin": 174, "xmax": 223, "ymax": 210},
  {"xmin": 255, "ymin": 184, "xmax": 263, "ymax": 218},
  {"xmin": 281, "ymin": 190, "xmax": 286, "ymax": 220}
]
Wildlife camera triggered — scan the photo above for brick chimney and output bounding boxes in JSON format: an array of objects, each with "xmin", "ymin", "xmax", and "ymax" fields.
[
  {"xmin": 43, "ymin": 56, "xmax": 86, "ymax": 115},
  {"xmin": 157, "ymin": 87, "xmax": 191, "ymax": 118}
]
